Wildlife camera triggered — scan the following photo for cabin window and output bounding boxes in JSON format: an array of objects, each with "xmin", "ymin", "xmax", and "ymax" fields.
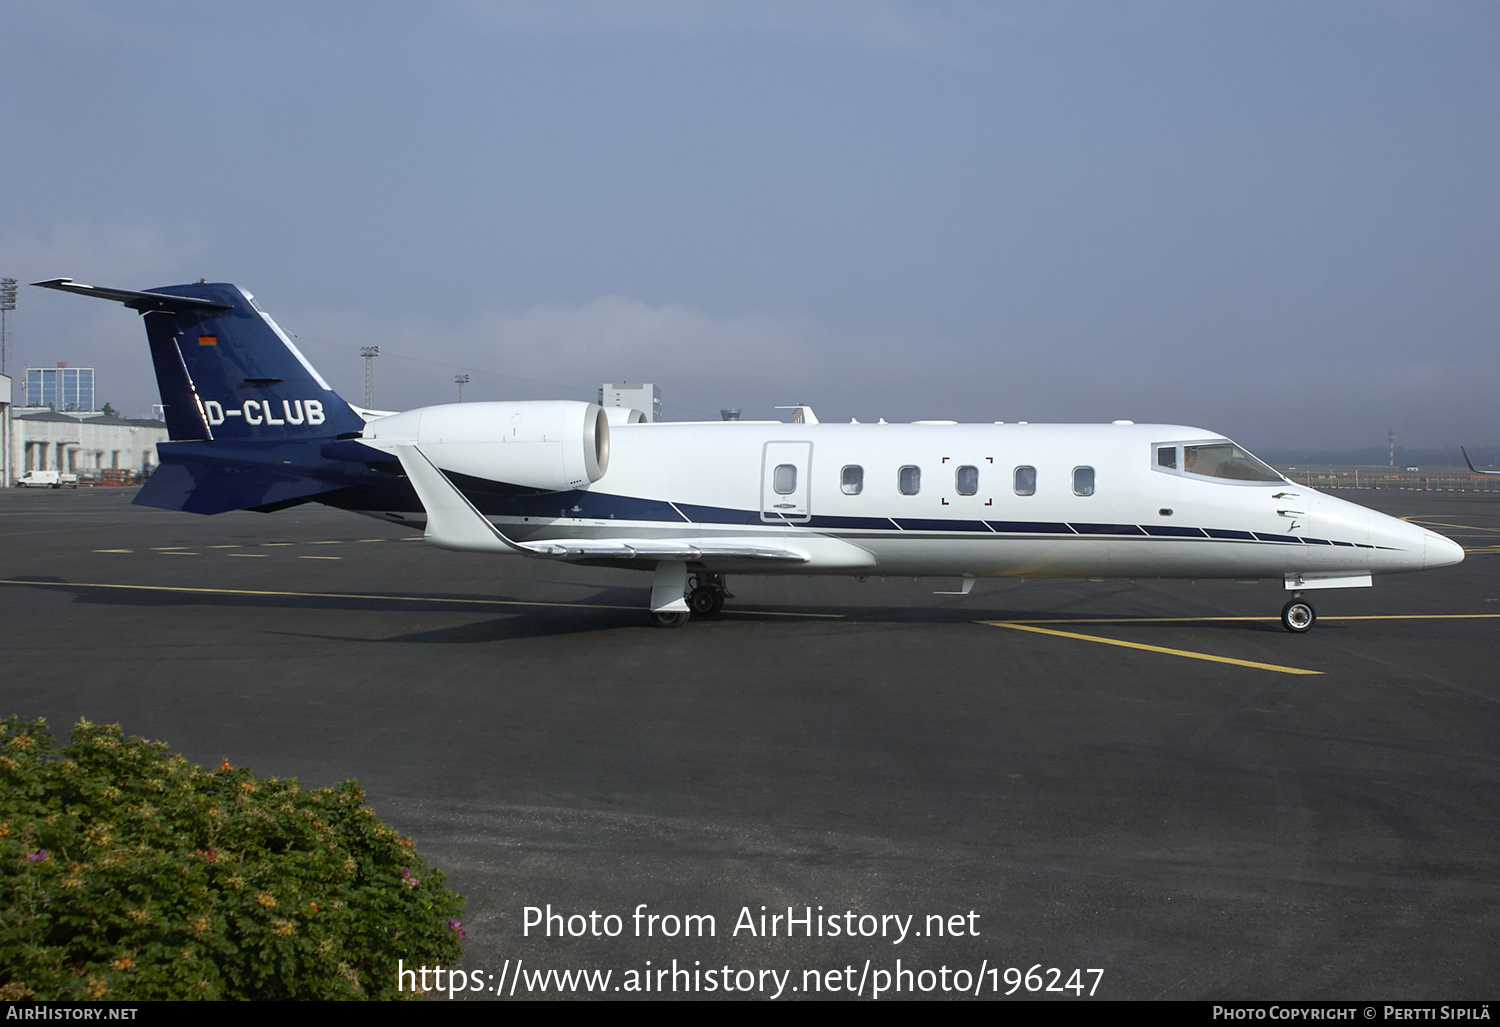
[
  {"xmin": 955, "ymin": 465, "xmax": 979, "ymax": 496},
  {"xmin": 1073, "ymin": 466, "xmax": 1095, "ymax": 496},
  {"xmin": 1013, "ymin": 465, "xmax": 1036, "ymax": 496},
  {"xmin": 841, "ymin": 465, "xmax": 864, "ymax": 495},
  {"xmin": 898, "ymin": 465, "xmax": 921, "ymax": 495},
  {"xmin": 773, "ymin": 464, "xmax": 797, "ymax": 495},
  {"xmin": 1156, "ymin": 446, "xmax": 1177, "ymax": 470}
]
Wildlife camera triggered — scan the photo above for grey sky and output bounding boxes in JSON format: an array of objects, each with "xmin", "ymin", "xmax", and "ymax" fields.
[{"xmin": 3, "ymin": 1, "xmax": 1497, "ymax": 453}]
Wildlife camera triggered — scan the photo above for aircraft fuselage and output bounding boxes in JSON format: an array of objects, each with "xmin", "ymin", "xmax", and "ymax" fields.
[{"xmin": 359, "ymin": 414, "xmax": 1460, "ymax": 583}]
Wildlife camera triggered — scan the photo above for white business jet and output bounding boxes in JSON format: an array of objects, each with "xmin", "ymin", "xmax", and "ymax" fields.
[{"xmin": 35, "ymin": 279, "xmax": 1465, "ymax": 631}]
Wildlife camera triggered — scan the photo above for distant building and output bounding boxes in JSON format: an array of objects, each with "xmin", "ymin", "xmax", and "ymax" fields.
[
  {"xmin": 3, "ymin": 362, "xmax": 171, "ymax": 486},
  {"xmin": 26, "ymin": 364, "xmax": 94, "ymax": 412},
  {"xmin": 8, "ymin": 408, "xmax": 168, "ymax": 484},
  {"xmin": 599, "ymin": 382, "xmax": 661, "ymax": 422}
]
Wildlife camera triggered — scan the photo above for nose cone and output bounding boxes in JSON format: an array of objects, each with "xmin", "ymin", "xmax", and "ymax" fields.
[
  {"xmin": 1352, "ymin": 501, "xmax": 1462, "ymax": 574},
  {"xmin": 1424, "ymin": 529, "xmax": 1465, "ymax": 569}
]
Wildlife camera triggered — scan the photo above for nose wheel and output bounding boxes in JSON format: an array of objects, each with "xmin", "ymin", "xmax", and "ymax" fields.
[{"xmin": 1281, "ymin": 597, "xmax": 1316, "ymax": 633}]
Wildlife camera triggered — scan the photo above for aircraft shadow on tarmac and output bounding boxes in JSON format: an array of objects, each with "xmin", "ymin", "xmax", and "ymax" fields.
[
  {"xmin": 3, "ymin": 576, "xmax": 1305, "ymax": 639},
  {"xmin": 259, "ymin": 617, "xmax": 624, "ymax": 646}
]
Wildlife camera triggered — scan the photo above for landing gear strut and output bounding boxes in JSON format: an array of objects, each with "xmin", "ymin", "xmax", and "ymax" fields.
[
  {"xmin": 687, "ymin": 573, "xmax": 731, "ymax": 617},
  {"xmin": 1281, "ymin": 596, "xmax": 1316, "ymax": 633}
]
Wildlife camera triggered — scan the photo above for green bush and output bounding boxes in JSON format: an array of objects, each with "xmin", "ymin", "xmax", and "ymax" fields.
[{"xmin": 0, "ymin": 717, "xmax": 464, "ymax": 1000}]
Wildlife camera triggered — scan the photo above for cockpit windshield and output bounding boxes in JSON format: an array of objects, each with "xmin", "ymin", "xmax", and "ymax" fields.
[
  {"xmin": 1183, "ymin": 442, "xmax": 1282, "ymax": 482},
  {"xmin": 1154, "ymin": 441, "xmax": 1283, "ymax": 484}
]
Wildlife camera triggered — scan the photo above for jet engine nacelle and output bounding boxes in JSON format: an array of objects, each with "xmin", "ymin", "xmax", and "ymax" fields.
[{"xmin": 364, "ymin": 400, "xmax": 609, "ymax": 491}]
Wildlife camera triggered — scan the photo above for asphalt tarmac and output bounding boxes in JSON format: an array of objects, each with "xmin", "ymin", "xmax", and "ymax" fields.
[{"xmin": 1, "ymin": 486, "xmax": 1495, "ymax": 1001}]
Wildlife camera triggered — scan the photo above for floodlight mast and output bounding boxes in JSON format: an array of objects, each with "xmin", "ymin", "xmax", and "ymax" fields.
[
  {"xmin": 454, "ymin": 373, "xmax": 469, "ymax": 403},
  {"xmin": 0, "ymin": 278, "xmax": 17, "ymax": 376},
  {"xmin": 360, "ymin": 346, "xmax": 379, "ymax": 408}
]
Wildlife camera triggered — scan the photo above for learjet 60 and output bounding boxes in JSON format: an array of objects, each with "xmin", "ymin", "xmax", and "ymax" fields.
[{"xmin": 34, "ymin": 279, "xmax": 1464, "ymax": 631}]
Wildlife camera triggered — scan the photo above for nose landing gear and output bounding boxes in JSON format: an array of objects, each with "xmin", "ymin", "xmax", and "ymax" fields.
[{"xmin": 1281, "ymin": 595, "xmax": 1316, "ymax": 633}]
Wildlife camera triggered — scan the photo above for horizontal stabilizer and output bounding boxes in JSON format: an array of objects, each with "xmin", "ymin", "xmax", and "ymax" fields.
[
  {"xmin": 135, "ymin": 459, "xmax": 344, "ymax": 515},
  {"xmin": 32, "ymin": 279, "xmax": 232, "ymax": 313}
]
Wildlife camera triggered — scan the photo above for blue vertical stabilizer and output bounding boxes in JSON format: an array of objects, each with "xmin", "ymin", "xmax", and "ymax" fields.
[
  {"xmin": 133, "ymin": 282, "xmax": 366, "ymax": 441},
  {"xmin": 32, "ymin": 278, "xmax": 374, "ymax": 514}
]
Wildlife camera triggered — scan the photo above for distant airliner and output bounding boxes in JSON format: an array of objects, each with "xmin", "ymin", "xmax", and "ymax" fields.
[
  {"xmin": 34, "ymin": 279, "xmax": 1464, "ymax": 632},
  {"xmin": 1461, "ymin": 447, "xmax": 1500, "ymax": 477}
]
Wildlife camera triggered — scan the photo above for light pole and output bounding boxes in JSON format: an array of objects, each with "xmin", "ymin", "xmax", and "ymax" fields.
[
  {"xmin": 0, "ymin": 278, "xmax": 16, "ymax": 377},
  {"xmin": 454, "ymin": 374, "xmax": 469, "ymax": 403},
  {"xmin": 360, "ymin": 346, "xmax": 380, "ymax": 408},
  {"xmin": 0, "ymin": 278, "xmax": 12, "ymax": 491},
  {"xmin": 1, "ymin": 278, "xmax": 13, "ymax": 490}
]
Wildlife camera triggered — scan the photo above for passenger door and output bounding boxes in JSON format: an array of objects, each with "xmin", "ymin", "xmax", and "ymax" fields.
[{"xmin": 761, "ymin": 441, "xmax": 812, "ymax": 524}]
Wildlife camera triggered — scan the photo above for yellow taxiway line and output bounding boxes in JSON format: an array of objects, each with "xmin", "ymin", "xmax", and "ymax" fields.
[
  {"xmin": 980, "ymin": 620, "xmax": 1323, "ymax": 675},
  {"xmin": 981, "ymin": 612, "xmax": 1500, "ymax": 675},
  {"xmin": 993, "ymin": 614, "xmax": 1500, "ymax": 625}
]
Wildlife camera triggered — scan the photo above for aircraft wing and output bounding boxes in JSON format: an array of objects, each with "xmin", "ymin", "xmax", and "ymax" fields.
[
  {"xmin": 522, "ymin": 538, "xmax": 808, "ymax": 562},
  {"xmin": 380, "ymin": 441, "xmax": 809, "ymax": 563}
]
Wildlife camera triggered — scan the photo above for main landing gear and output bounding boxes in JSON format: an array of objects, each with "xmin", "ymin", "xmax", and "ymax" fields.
[
  {"xmin": 687, "ymin": 573, "xmax": 730, "ymax": 617},
  {"xmin": 651, "ymin": 573, "xmax": 732, "ymax": 627},
  {"xmin": 1281, "ymin": 595, "xmax": 1316, "ymax": 633}
]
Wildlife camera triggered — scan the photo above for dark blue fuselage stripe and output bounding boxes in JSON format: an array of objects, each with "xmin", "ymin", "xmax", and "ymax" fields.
[
  {"xmin": 1143, "ymin": 525, "xmax": 1208, "ymax": 538},
  {"xmin": 894, "ymin": 517, "xmax": 992, "ymax": 533},
  {"xmin": 438, "ymin": 479, "xmax": 1382, "ymax": 550},
  {"xmin": 1071, "ymin": 522, "xmax": 1147, "ymax": 536},
  {"xmin": 987, "ymin": 520, "xmax": 1075, "ymax": 534}
]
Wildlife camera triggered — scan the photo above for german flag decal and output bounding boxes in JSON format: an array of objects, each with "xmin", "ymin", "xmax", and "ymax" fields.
[{"xmin": 198, "ymin": 335, "xmax": 218, "ymax": 346}]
